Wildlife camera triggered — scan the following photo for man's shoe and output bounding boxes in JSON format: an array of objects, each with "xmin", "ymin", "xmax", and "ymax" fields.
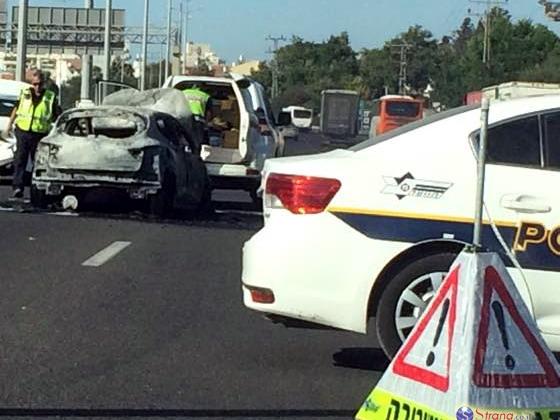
[{"xmin": 12, "ymin": 188, "xmax": 23, "ymax": 199}]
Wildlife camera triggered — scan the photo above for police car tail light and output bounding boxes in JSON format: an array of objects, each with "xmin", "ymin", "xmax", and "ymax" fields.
[{"xmin": 265, "ymin": 173, "xmax": 341, "ymax": 214}]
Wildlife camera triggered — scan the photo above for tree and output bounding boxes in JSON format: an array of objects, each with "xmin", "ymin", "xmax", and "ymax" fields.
[
  {"xmin": 391, "ymin": 25, "xmax": 439, "ymax": 94},
  {"xmin": 358, "ymin": 48, "xmax": 394, "ymax": 98},
  {"xmin": 253, "ymin": 32, "xmax": 359, "ymax": 110},
  {"xmin": 252, "ymin": 11, "xmax": 560, "ymax": 110},
  {"xmin": 110, "ymin": 56, "xmax": 138, "ymax": 87},
  {"xmin": 60, "ymin": 75, "xmax": 82, "ymax": 110}
]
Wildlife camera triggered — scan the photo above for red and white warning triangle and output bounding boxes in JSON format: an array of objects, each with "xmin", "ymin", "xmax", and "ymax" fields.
[
  {"xmin": 356, "ymin": 252, "xmax": 560, "ymax": 420},
  {"xmin": 392, "ymin": 265, "xmax": 459, "ymax": 392},
  {"xmin": 473, "ymin": 265, "xmax": 560, "ymax": 389}
]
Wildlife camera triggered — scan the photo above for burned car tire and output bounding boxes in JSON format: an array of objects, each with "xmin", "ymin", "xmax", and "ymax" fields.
[
  {"xmin": 147, "ymin": 174, "xmax": 175, "ymax": 217},
  {"xmin": 30, "ymin": 186, "xmax": 49, "ymax": 209},
  {"xmin": 375, "ymin": 252, "xmax": 457, "ymax": 359},
  {"xmin": 196, "ymin": 184, "xmax": 214, "ymax": 216}
]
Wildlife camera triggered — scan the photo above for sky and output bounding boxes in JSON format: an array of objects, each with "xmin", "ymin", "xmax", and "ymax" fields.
[{"xmin": 8, "ymin": 0, "xmax": 560, "ymax": 63}]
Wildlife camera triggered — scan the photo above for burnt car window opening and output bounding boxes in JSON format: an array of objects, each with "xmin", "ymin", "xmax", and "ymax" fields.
[
  {"xmin": 92, "ymin": 117, "xmax": 140, "ymax": 139},
  {"xmin": 60, "ymin": 112, "xmax": 146, "ymax": 139},
  {"xmin": 385, "ymin": 101, "xmax": 421, "ymax": 118},
  {"xmin": 64, "ymin": 118, "xmax": 92, "ymax": 136}
]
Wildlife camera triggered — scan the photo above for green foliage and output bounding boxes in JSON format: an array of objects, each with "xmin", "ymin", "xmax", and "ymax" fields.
[
  {"xmin": 60, "ymin": 75, "xmax": 82, "ymax": 110},
  {"xmin": 251, "ymin": 9, "xmax": 560, "ymax": 109},
  {"xmin": 253, "ymin": 32, "xmax": 358, "ymax": 110}
]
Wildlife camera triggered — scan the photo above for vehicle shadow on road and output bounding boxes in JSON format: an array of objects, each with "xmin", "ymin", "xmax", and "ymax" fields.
[
  {"xmin": 334, "ymin": 350, "xmax": 560, "ymax": 372},
  {"xmin": 332, "ymin": 347, "xmax": 389, "ymax": 372},
  {"xmin": 0, "ymin": 198, "xmax": 264, "ymax": 232}
]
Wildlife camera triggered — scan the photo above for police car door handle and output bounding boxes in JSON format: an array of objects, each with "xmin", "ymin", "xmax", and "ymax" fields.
[{"xmin": 500, "ymin": 194, "xmax": 552, "ymax": 214}]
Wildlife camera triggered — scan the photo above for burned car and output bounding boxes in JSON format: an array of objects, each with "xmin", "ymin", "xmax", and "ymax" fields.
[{"xmin": 32, "ymin": 89, "xmax": 210, "ymax": 216}]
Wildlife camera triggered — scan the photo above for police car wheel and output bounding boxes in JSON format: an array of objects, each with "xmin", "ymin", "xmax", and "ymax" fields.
[{"xmin": 375, "ymin": 252, "xmax": 457, "ymax": 359}]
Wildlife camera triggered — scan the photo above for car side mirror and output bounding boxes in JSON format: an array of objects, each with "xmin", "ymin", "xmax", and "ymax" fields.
[{"xmin": 277, "ymin": 111, "xmax": 291, "ymax": 126}]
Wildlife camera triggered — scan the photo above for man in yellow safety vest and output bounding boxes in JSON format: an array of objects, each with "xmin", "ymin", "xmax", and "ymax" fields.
[
  {"xmin": 183, "ymin": 83, "xmax": 212, "ymax": 149},
  {"xmin": 4, "ymin": 70, "xmax": 61, "ymax": 199},
  {"xmin": 183, "ymin": 84, "xmax": 211, "ymax": 117}
]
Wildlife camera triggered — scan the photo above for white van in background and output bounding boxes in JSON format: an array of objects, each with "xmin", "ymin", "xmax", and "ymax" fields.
[
  {"xmin": 283, "ymin": 106, "xmax": 313, "ymax": 130},
  {"xmin": 162, "ymin": 75, "xmax": 284, "ymax": 201},
  {"xmin": 0, "ymin": 80, "xmax": 31, "ymax": 176}
]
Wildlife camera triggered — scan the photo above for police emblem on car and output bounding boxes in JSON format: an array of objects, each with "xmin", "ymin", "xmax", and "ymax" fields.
[{"xmin": 382, "ymin": 172, "xmax": 453, "ymax": 200}]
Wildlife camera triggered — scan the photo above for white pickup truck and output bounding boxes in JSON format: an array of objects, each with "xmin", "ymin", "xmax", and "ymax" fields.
[{"xmin": 162, "ymin": 74, "xmax": 284, "ymax": 201}]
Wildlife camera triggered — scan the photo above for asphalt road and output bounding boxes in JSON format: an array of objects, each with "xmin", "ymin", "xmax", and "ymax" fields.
[{"xmin": 0, "ymin": 132, "xmax": 383, "ymax": 420}]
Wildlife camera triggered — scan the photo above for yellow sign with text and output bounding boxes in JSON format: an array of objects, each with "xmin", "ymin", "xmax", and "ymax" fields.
[
  {"xmin": 355, "ymin": 388, "xmax": 560, "ymax": 420},
  {"xmin": 355, "ymin": 389, "xmax": 450, "ymax": 420}
]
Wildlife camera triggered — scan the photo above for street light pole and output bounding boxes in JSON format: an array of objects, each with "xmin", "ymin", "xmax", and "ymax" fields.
[
  {"xmin": 140, "ymin": 0, "xmax": 149, "ymax": 90},
  {"xmin": 159, "ymin": 47, "xmax": 164, "ymax": 86},
  {"xmin": 81, "ymin": 0, "xmax": 94, "ymax": 102},
  {"xmin": 184, "ymin": 0, "xmax": 189, "ymax": 74},
  {"xmin": 15, "ymin": 0, "xmax": 28, "ymax": 82},
  {"xmin": 103, "ymin": 0, "xmax": 112, "ymax": 99},
  {"xmin": 165, "ymin": 0, "xmax": 172, "ymax": 80}
]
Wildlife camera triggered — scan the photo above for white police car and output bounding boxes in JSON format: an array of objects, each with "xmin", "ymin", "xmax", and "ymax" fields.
[{"xmin": 242, "ymin": 94, "xmax": 560, "ymax": 358}]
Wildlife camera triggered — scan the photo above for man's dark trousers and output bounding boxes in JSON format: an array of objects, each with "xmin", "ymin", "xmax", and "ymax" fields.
[{"xmin": 12, "ymin": 128, "xmax": 46, "ymax": 190}]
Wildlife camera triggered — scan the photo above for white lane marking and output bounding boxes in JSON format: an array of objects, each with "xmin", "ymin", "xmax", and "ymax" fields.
[
  {"xmin": 0, "ymin": 207, "xmax": 14, "ymax": 212},
  {"xmin": 47, "ymin": 212, "xmax": 79, "ymax": 217},
  {"xmin": 82, "ymin": 241, "xmax": 131, "ymax": 267}
]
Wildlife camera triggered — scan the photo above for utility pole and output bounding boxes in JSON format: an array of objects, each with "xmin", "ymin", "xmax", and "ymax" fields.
[
  {"xmin": 165, "ymin": 0, "xmax": 172, "ymax": 79},
  {"xmin": 184, "ymin": 0, "xmax": 189, "ymax": 73},
  {"xmin": 141, "ymin": 0, "xmax": 149, "ymax": 90},
  {"xmin": 391, "ymin": 43, "xmax": 411, "ymax": 95},
  {"xmin": 81, "ymin": 0, "xmax": 94, "ymax": 102},
  {"xmin": 159, "ymin": 47, "xmax": 164, "ymax": 86},
  {"xmin": 179, "ymin": 1, "xmax": 184, "ymax": 73},
  {"xmin": 266, "ymin": 35, "xmax": 286, "ymax": 99},
  {"xmin": 469, "ymin": 0, "xmax": 508, "ymax": 67},
  {"xmin": 102, "ymin": 0, "xmax": 112, "ymax": 99},
  {"xmin": 15, "ymin": 0, "xmax": 28, "ymax": 82}
]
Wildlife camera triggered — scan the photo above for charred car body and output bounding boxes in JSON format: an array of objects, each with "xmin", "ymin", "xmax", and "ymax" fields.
[{"xmin": 32, "ymin": 89, "xmax": 210, "ymax": 215}]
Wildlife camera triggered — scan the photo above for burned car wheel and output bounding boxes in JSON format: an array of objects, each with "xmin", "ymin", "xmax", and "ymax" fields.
[
  {"xmin": 196, "ymin": 183, "xmax": 214, "ymax": 216},
  {"xmin": 30, "ymin": 186, "xmax": 49, "ymax": 209},
  {"xmin": 148, "ymin": 174, "xmax": 175, "ymax": 217}
]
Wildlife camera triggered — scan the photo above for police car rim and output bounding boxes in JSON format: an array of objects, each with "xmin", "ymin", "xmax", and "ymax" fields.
[{"xmin": 394, "ymin": 271, "xmax": 446, "ymax": 342}]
